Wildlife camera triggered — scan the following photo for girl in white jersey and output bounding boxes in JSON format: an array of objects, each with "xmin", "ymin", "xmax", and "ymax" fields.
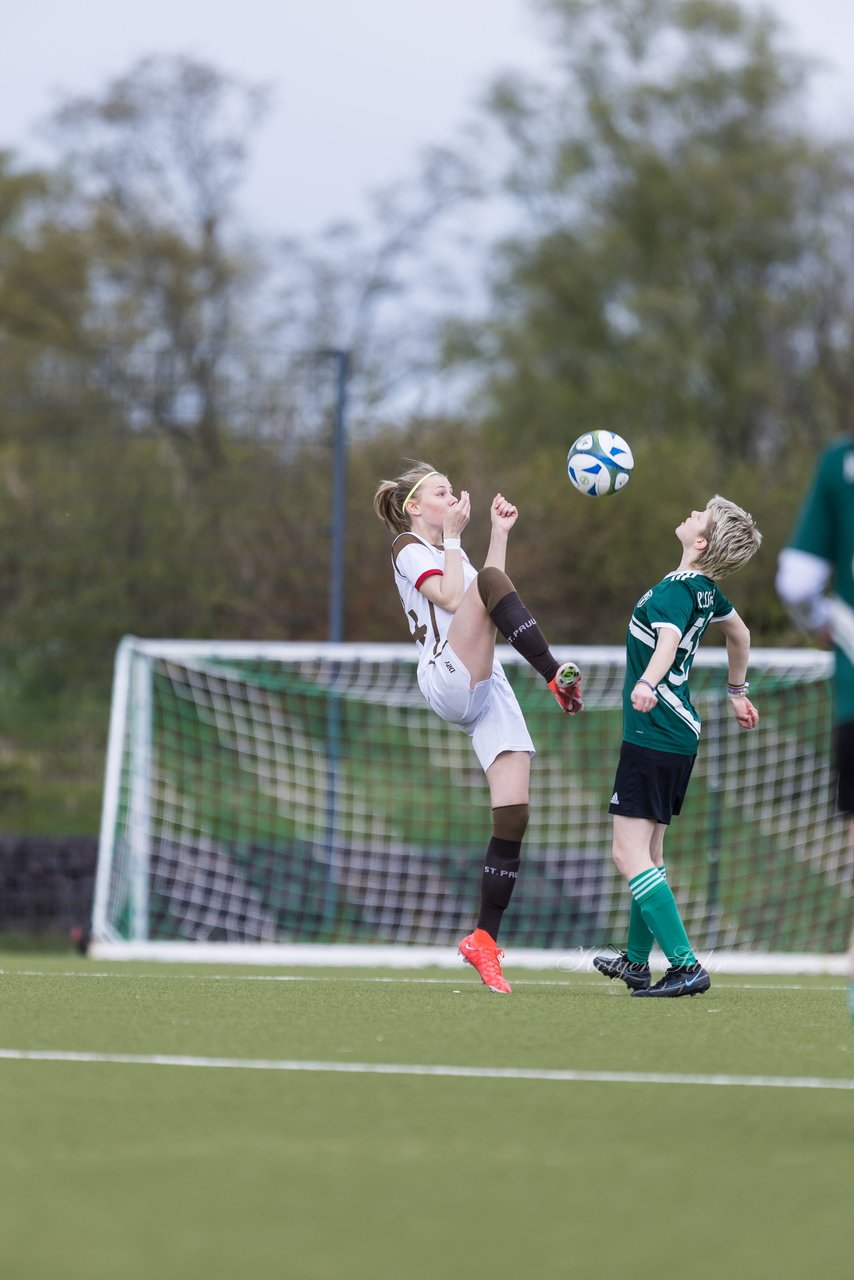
[{"xmin": 373, "ymin": 461, "xmax": 582, "ymax": 994}]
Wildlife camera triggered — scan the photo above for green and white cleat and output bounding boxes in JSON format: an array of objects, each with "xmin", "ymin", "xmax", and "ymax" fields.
[{"xmin": 548, "ymin": 662, "xmax": 583, "ymax": 714}]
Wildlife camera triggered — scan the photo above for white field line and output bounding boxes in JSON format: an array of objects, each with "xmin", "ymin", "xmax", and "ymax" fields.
[
  {"xmin": 0, "ymin": 1047, "xmax": 851, "ymax": 1091},
  {"xmin": 0, "ymin": 969, "xmax": 847, "ymax": 992},
  {"xmin": 86, "ymin": 943, "xmax": 849, "ymax": 975}
]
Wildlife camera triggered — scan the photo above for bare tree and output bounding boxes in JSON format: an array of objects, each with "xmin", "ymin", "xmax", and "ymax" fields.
[{"xmin": 47, "ymin": 55, "xmax": 271, "ymax": 476}]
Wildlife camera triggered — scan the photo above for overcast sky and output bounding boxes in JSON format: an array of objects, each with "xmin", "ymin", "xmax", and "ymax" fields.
[{"xmin": 4, "ymin": 0, "xmax": 854, "ymax": 240}]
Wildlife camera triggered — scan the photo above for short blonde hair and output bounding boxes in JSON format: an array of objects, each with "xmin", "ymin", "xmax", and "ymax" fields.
[
  {"xmin": 694, "ymin": 495, "xmax": 762, "ymax": 580},
  {"xmin": 372, "ymin": 460, "xmax": 439, "ymax": 534}
]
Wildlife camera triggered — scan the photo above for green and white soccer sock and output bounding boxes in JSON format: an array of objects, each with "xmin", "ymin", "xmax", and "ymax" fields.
[
  {"xmin": 629, "ymin": 867, "xmax": 696, "ymax": 967},
  {"xmin": 625, "ymin": 866, "xmax": 666, "ymax": 964}
]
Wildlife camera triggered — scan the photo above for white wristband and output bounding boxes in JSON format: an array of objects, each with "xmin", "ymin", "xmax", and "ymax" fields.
[{"xmin": 443, "ymin": 538, "xmax": 461, "ymax": 550}]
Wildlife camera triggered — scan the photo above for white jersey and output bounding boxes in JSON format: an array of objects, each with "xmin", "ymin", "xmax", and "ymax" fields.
[
  {"xmin": 391, "ymin": 532, "xmax": 479, "ymax": 677},
  {"xmin": 390, "ymin": 531, "xmax": 534, "ymax": 771}
]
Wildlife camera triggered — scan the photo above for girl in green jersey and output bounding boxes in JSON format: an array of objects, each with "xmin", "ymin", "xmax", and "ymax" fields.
[{"xmin": 594, "ymin": 497, "xmax": 762, "ymax": 998}]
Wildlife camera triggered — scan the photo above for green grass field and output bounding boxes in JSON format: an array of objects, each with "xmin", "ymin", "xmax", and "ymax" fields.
[{"xmin": 0, "ymin": 953, "xmax": 851, "ymax": 1280}]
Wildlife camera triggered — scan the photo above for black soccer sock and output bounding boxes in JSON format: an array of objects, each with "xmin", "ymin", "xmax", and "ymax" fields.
[
  {"xmin": 477, "ymin": 567, "xmax": 559, "ymax": 683},
  {"xmin": 477, "ymin": 804, "xmax": 528, "ymax": 941},
  {"xmin": 477, "ymin": 839, "xmax": 522, "ymax": 941}
]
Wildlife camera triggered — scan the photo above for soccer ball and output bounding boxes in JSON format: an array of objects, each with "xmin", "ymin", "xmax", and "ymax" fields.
[{"xmin": 567, "ymin": 430, "xmax": 634, "ymax": 497}]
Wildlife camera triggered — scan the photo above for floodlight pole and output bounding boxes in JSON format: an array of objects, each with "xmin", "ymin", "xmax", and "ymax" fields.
[{"xmin": 325, "ymin": 348, "xmax": 351, "ymax": 642}]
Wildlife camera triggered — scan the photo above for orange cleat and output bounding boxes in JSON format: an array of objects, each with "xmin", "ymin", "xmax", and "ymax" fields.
[
  {"xmin": 458, "ymin": 928, "xmax": 512, "ymax": 993},
  {"xmin": 548, "ymin": 661, "xmax": 583, "ymax": 715}
]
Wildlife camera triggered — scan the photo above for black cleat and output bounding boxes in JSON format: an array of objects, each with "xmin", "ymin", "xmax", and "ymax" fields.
[
  {"xmin": 631, "ymin": 963, "xmax": 710, "ymax": 998},
  {"xmin": 592, "ymin": 950, "xmax": 651, "ymax": 991}
]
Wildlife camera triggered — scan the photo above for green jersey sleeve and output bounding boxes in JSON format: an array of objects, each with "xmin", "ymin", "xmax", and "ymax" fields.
[{"xmin": 712, "ymin": 584, "xmax": 734, "ymax": 620}]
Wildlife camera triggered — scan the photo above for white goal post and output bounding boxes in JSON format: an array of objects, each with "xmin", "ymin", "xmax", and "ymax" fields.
[{"xmin": 90, "ymin": 638, "xmax": 851, "ymax": 974}]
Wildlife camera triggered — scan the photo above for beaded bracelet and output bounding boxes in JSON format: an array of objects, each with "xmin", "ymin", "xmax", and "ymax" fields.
[{"xmin": 727, "ymin": 682, "xmax": 750, "ymax": 696}]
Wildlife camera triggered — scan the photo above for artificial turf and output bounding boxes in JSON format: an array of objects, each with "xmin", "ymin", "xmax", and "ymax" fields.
[{"xmin": 0, "ymin": 953, "xmax": 850, "ymax": 1280}]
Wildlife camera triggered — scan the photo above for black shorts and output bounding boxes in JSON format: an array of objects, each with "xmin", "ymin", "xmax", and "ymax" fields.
[
  {"xmin": 608, "ymin": 741, "xmax": 696, "ymax": 826},
  {"xmin": 836, "ymin": 720, "xmax": 854, "ymax": 815}
]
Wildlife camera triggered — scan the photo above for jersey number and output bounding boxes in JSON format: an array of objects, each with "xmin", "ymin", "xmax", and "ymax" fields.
[
  {"xmin": 671, "ymin": 616, "xmax": 707, "ymax": 686},
  {"xmin": 407, "ymin": 610, "xmax": 427, "ymax": 646}
]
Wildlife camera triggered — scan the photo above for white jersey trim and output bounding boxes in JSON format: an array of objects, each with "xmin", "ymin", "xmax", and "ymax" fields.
[
  {"xmin": 656, "ymin": 684, "xmax": 701, "ymax": 738},
  {"xmin": 776, "ymin": 547, "xmax": 833, "ymax": 632},
  {"xmin": 629, "ymin": 618, "xmax": 655, "ymax": 648}
]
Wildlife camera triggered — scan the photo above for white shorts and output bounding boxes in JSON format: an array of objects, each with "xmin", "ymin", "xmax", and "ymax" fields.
[{"xmin": 417, "ymin": 641, "xmax": 536, "ymax": 772}]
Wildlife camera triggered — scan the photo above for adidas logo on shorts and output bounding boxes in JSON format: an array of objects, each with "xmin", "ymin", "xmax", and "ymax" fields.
[{"xmin": 611, "ymin": 792, "xmax": 619, "ymax": 805}]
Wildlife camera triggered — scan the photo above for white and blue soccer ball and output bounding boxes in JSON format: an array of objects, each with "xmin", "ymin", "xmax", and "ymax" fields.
[{"xmin": 567, "ymin": 430, "xmax": 634, "ymax": 497}]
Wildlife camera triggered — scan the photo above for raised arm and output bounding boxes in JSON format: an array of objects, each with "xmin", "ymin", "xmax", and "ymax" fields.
[
  {"xmin": 417, "ymin": 490, "xmax": 471, "ymax": 613},
  {"xmin": 482, "ymin": 493, "xmax": 519, "ymax": 573}
]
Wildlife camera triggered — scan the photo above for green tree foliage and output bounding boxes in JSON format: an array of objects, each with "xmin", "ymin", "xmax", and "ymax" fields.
[
  {"xmin": 0, "ymin": 138, "xmax": 349, "ymax": 696},
  {"xmin": 1, "ymin": 9, "xmax": 852, "ymax": 710},
  {"xmin": 0, "ymin": 363, "xmax": 350, "ymax": 692},
  {"xmin": 451, "ymin": 0, "xmax": 854, "ymax": 463},
  {"xmin": 2, "ymin": 11, "xmax": 853, "ymax": 833},
  {"xmin": 431, "ymin": 0, "xmax": 854, "ymax": 640}
]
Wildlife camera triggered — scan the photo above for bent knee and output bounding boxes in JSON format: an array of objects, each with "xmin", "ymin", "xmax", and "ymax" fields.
[
  {"xmin": 477, "ymin": 567, "xmax": 514, "ymax": 613},
  {"xmin": 610, "ymin": 847, "xmax": 630, "ymax": 877}
]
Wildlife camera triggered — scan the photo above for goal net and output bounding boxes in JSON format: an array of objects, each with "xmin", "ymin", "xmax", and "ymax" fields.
[{"xmin": 91, "ymin": 638, "xmax": 852, "ymax": 971}]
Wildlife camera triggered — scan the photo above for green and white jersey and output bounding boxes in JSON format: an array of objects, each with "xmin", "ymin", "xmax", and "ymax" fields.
[
  {"xmin": 789, "ymin": 439, "xmax": 854, "ymax": 723},
  {"xmin": 623, "ymin": 571, "xmax": 735, "ymax": 755}
]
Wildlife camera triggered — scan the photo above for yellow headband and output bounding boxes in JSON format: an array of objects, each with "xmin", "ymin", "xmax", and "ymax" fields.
[{"xmin": 402, "ymin": 471, "xmax": 439, "ymax": 512}]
